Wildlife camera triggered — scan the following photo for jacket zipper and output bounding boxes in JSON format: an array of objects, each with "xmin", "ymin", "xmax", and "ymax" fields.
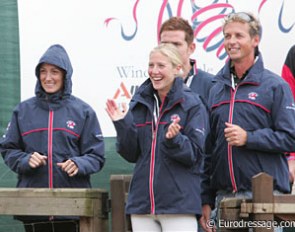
[
  {"xmin": 148, "ymin": 98, "xmax": 183, "ymax": 214},
  {"xmin": 228, "ymin": 88, "xmax": 238, "ymax": 193},
  {"xmin": 149, "ymin": 128, "xmax": 157, "ymax": 214},
  {"xmin": 48, "ymin": 110, "xmax": 54, "ymax": 189},
  {"xmin": 48, "ymin": 110, "xmax": 54, "ymax": 221}
]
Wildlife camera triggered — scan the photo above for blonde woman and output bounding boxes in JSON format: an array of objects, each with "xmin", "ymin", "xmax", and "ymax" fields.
[{"xmin": 106, "ymin": 43, "xmax": 208, "ymax": 231}]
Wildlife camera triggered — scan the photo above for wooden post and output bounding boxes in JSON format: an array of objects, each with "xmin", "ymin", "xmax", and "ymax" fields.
[
  {"xmin": 110, "ymin": 175, "xmax": 132, "ymax": 232},
  {"xmin": 80, "ymin": 191, "xmax": 109, "ymax": 232},
  {"xmin": 219, "ymin": 198, "xmax": 249, "ymax": 232},
  {"xmin": 0, "ymin": 188, "xmax": 109, "ymax": 232},
  {"xmin": 252, "ymin": 172, "xmax": 274, "ymax": 232}
]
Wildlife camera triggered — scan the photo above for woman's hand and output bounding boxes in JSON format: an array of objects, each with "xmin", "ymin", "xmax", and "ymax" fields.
[
  {"xmin": 105, "ymin": 99, "xmax": 128, "ymax": 121},
  {"xmin": 166, "ymin": 117, "xmax": 181, "ymax": 139},
  {"xmin": 57, "ymin": 159, "xmax": 78, "ymax": 177},
  {"xmin": 29, "ymin": 152, "xmax": 47, "ymax": 168}
]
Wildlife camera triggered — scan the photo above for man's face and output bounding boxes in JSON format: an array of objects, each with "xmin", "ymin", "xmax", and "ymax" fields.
[
  {"xmin": 160, "ymin": 30, "xmax": 195, "ymax": 65},
  {"xmin": 223, "ymin": 22, "xmax": 259, "ymax": 63}
]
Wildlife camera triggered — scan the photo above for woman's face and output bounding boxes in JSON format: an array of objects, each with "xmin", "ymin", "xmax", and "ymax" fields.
[
  {"xmin": 148, "ymin": 51, "xmax": 179, "ymax": 98},
  {"xmin": 39, "ymin": 63, "xmax": 64, "ymax": 94}
]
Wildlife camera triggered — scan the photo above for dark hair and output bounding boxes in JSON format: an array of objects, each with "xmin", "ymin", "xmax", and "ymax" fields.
[{"xmin": 160, "ymin": 17, "xmax": 194, "ymax": 44}]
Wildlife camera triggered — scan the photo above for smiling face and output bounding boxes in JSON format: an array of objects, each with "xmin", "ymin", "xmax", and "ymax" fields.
[
  {"xmin": 148, "ymin": 50, "xmax": 181, "ymax": 100},
  {"xmin": 160, "ymin": 30, "xmax": 195, "ymax": 71},
  {"xmin": 39, "ymin": 63, "xmax": 65, "ymax": 94},
  {"xmin": 223, "ymin": 21, "xmax": 259, "ymax": 64}
]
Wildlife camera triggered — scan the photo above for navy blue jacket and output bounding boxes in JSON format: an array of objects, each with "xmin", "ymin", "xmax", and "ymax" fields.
[
  {"xmin": 0, "ymin": 44, "xmax": 105, "ymax": 190},
  {"xmin": 113, "ymin": 77, "xmax": 209, "ymax": 217},
  {"xmin": 201, "ymin": 54, "xmax": 295, "ymax": 208},
  {"xmin": 188, "ymin": 59, "xmax": 214, "ymax": 104}
]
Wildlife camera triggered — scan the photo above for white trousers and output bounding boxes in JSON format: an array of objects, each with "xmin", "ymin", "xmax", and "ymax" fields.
[{"xmin": 131, "ymin": 214, "xmax": 198, "ymax": 232}]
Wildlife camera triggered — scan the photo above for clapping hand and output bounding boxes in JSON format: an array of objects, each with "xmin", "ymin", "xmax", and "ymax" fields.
[
  {"xmin": 29, "ymin": 152, "xmax": 47, "ymax": 168},
  {"xmin": 166, "ymin": 117, "xmax": 181, "ymax": 139},
  {"xmin": 106, "ymin": 99, "xmax": 128, "ymax": 121}
]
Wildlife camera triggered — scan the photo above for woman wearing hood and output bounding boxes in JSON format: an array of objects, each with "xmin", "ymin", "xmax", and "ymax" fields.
[{"xmin": 0, "ymin": 44, "xmax": 105, "ymax": 232}]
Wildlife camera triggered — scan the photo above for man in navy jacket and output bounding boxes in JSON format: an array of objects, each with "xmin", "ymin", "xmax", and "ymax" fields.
[
  {"xmin": 159, "ymin": 16, "xmax": 214, "ymax": 104},
  {"xmin": 200, "ymin": 12, "xmax": 295, "ymax": 232}
]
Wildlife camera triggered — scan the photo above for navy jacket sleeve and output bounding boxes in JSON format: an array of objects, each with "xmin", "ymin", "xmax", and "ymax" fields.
[
  {"xmin": 200, "ymin": 125, "xmax": 217, "ymax": 209},
  {"xmin": 0, "ymin": 108, "xmax": 33, "ymax": 174},
  {"xmin": 246, "ymin": 82, "xmax": 295, "ymax": 152},
  {"xmin": 71, "ymin": 109, "xmax": 105, "ymax": 175},
  {"xmin": 113, "ymin": 111, "xmax": 141, "ymax": 163},
  {"xmin": 163, "ymin": 100, "xmax": 209, "ymax": 167}
]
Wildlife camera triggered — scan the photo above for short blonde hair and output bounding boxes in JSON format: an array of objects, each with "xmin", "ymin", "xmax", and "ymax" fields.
[
  {"xmin": 150, "ymin": 43, "xmax": 183, "ymax": 68},
  {"xmin": 223, "ymin": 12, "xmax": 262, "ymax": 38}
]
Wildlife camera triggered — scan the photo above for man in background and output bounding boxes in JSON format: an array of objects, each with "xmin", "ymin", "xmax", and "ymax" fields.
[{"xmin": 159, "ymin": 16, "xmax": 214, "ymax": 103}]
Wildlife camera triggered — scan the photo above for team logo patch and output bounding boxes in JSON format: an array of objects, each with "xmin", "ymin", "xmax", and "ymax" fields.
[
  {"xmin": 170, "ymin": 114, "xmax": 180, "ymax": 123},
  {"xmin": 286, "ymin": 103, "xmax": 295, "ymax": 111},
  {"xmin": 248, "ymin": 92, "xmax": 258, "ymax": 100},
  {"xmin": 6, "ymin": 122, "xmax": 10, "ymax": 131},
  {"xmin": 2, "ymin": 122, "xmax": 10, "ymax": 138},
  {"xmin": 66, "ymin": 120, "xmax": 76, "ymax": 129}
]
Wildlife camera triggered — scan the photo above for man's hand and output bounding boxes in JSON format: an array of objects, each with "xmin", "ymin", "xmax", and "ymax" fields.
[
  {"xmin": 200, "ymin": 204, "xmax": 215, "ymax": 232},
  {"xmin": 224, "ymin": 122, "xmax": 247, "ymax": 146},
  {"xmin": 288, "ymin": 158, "xmax": 295, "ymax": 184}
]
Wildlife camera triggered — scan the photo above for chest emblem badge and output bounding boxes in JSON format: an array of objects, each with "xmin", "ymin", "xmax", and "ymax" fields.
[
  {"xmin": 170, "ymin": 114, "xmax": 180, "ymax": 123},
  {"xmin": 248, "ymin": 92, "xmax": 258, "ymax": 100},
  {"xmin": 66, "ymin": 120, "xmax": 76, "ymax": 129}
]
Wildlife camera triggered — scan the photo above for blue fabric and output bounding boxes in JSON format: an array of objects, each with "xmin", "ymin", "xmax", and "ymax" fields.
[
  {"xmin": 189, "ymin": 68, "xmax": 214, "ymax": 106},
  {"xmin": 0, "ymin": 44, "xmax": 105, "ymax": 188},
  {"xmin": 201, "ymin": 53, "xmax": 295, "ymax": 208},
  {"xmin": 114, "ymin": 77, "xmax": 209, "ymax": 217}
]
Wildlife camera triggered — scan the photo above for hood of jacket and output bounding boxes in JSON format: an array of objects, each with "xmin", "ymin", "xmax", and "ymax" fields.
[{"xmin": 35, "ymin": 44, "xmax": 73, "ymax": 100}]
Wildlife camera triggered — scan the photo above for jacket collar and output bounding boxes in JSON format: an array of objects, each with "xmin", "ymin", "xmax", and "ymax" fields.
[
  {"xmin": 215, "ymin": 53, "xmax": 264, "ymax": 87},
  {"xmin": 132, "ymin": 77, "xmax": 187, "ymax": 110}
]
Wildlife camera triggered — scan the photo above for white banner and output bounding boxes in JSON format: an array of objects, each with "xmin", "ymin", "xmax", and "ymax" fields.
[{"xmin": 18, "ymin": 0, "xmax": 295, "ymax": 136}]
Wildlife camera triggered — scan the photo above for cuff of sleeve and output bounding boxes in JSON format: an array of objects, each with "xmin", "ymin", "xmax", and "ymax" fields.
[
  {"xmin": 201, "ymin": 194, "xmax": 216, "ymax": 210},
  {"xmin": 287, "ymin": 152, "xmax": 295, "ymax": 161},
  {"xmin": 19, "ymin": 154, "xmax": 33, "ymax": 173}
]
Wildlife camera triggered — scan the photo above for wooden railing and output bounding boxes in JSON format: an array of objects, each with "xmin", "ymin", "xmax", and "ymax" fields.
[
  {"xmin": 110, "ymin": 173, "xmax": 295, "ymax": 232},
  {"xmin": 0, "ymin": 188, "xmax": 109, "ymax": 232},
  {"xmin": 220, "ymin": 172, "xmax": 295, "ymax": 232}
]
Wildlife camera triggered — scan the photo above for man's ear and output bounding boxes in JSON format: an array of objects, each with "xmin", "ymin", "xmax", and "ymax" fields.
[
  {"xmin": 253, "ymin": 35, "xmax": 260, "ymax": 48},
  {"xmin": 188, "ymin": 42, "xmax": 196, "ymax": 56}
]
